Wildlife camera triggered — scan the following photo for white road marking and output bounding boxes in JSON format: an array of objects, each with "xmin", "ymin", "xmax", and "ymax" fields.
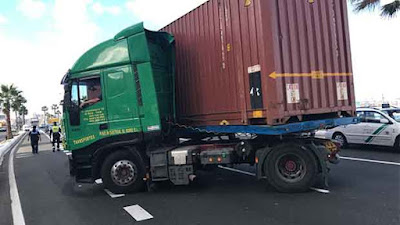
[
  {"xmin": 95, "ymin": 179, "xmax": 103, "ymax": 184},
  {"xmin": 218, "ymin": 165, "xmax": 256, "ymax": 177},
  {"xmin": 16, "ymin": 153, "xmax": 31, "ymax": 156},
  {"xmin": 63, "ymin": 150, "xmax": 69, "ymax": 153},
  {"xmin": 16, "ymin": 152, "xmax": 31, "ymax": 156},
  {"xmin": 104, "ymin": 189, "xmax": 125, "ymax": 198},
  {"xmin": 9, "ymin": 134, "xmax": 26, "ymax": 225},
  {"xmin": 15, "ymin": 155, "xmax": 33, "ymax": 159},
  {"xmin": 66, "ymin": 152, "xmax": 72, "ymax": 156},
  {"xmin": 43, "ymin": 132, "xmax": 51, "ymax": 140},
  {"xmin": 124, "ymin": 204, "xmax": 154, "ymax": 221},
  {"xmin": 310, "ymin": 187, "xmax": 330, "ymax": 194},
  {"xmin": 340, "ymin": 156, "xmax": 400, "ymax": 166},
  {"xmin": 218, "ymin": 165, "xmax": 331, "ymax": 194}
]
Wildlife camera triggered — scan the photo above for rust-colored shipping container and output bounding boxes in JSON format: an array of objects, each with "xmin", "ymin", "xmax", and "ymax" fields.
[{"xmin": 162, "ymin": 0, "xmax": 355, "ymax": 126}]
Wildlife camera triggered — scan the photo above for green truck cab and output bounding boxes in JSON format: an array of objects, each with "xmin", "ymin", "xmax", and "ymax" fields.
[
  {"xmin": 62, "ymin": 23, "xmax": 347, "ymax": 194},
  {"xmin": 62, "ymin": 23, "xmax": 175, "ymax": 190}
]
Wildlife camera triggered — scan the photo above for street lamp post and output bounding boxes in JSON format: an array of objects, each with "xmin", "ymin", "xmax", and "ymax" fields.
[
  {"xmin": 51, "ymin": 104, "xmax": 59, "ymax": 119},
  {"xmin": 42, "ymin": 106, "xmax": 48, "ymax": 125}
]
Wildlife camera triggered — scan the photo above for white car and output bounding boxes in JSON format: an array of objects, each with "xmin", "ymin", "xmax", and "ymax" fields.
[
  {"xmin": 22, "ymin": 124, "xmax": 31, "ymax": 131},
  {"xmin": 316, "ymin": 108, "xmax": 400, "ymax": 150}
]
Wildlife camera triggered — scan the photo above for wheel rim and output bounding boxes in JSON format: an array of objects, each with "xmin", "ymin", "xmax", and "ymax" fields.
[
  {"xmin": 111, "ymin": 160, "xmax": 137, "ymax": 186},
  {"xmin": 334, "ymin": 134, "xmax": 345, "ymax": 146},
  {"xmin": 275, "ymin": 153, "xmax": 306, "ymax": 183}
]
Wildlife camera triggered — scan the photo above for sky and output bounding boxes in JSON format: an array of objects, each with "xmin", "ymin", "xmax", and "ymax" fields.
[{"xmin": 0, "ymin": 0, "xmax": 399, "ymax": 118}]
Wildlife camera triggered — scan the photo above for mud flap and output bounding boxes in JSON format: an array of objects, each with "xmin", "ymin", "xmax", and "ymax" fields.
[{"xmin": 308, "ymin": 143, "xmax": 330, "ymax": 189}]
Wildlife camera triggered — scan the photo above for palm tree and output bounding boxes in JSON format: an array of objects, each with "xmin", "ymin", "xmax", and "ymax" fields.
[
  {"xmin": 351, "ymin": 0, "xmax": 400, "ymax": 17},
  {"xmin": 11, "ymin": 94, "xmax": 27, "ymax": 130},
  {"xmin": 0, "ymin": 84, "xmax": 20, "ymax": 139},
  {"xmin": 19, "ymin": 105, "xmax": 28, "ymax": 125}
]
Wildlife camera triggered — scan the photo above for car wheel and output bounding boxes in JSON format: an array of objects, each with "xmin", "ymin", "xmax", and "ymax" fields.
[
  {"xmin": 101, "ymin": 150, "xmax": 145, "ymax": 194},
  {"xmin": 332, "ymin": 133, "xmax": 347, "ymax": 148}
]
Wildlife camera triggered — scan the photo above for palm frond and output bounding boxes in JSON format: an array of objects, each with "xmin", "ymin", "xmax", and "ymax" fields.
[
  {"xmin": 352, "ymin": 0, "xmax": 381, "ymax": 11},
  {"xmin": 1, "ymin": 85, "xmax": 9, "ymax": 94},
  {"xmin": 381, "ymin": 0, "xmax": 400, "ymax": 16}
]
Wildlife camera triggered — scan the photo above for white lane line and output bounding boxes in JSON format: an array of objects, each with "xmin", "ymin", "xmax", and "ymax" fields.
[
  {"xmin": 16, "ymin": 152, "xmax": 31, "ymax": 155},
  {"xmin": 95, "ymin": 179, "xmax": 103, "ymax": 184},
  {"xmin": 104, "ymin": 189, "xmax": 125, "ymax": 198},
  {"xmin": 124, "ymin": 204, "xmax": 154, "ymax": 221},
  {"xmin": 66, "ymin": 152, "xmax": 72, "ymax": 156},
  {"xmin": 310, "ymin": 187, "xmax": 330, "ymax": 194},
  {"xmin": 218, "ymin": 165, "xmax": 331, "ymax": 194},
  {"xmin": 9, "ymin": 135, "xmax": 26, "ymax": 225},
  {"xmin": 340, "ymin": 156, "xmax": 400, "ymax": 166},
  {"xmin": 16, "ymin": 153, "xmax": 31, "ymax": 156},
  {"xmin": 218, "ymin": 165, "xmax": 256, "ymax": 177},
  {"xmin": 15, "ymin": 155, "xmax": 33, "ymax": 159}
]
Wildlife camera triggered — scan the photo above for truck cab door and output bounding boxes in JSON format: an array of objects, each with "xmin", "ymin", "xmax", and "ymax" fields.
[
  {"xmin": 67, "ymin": 75, "xmax": 107, "ymax": 148},
  {"xmin": 102, "ymin": 65, "xmax": 142, "ymax": 137}
]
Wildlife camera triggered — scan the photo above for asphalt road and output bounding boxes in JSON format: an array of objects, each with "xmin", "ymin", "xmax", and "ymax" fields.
[{"xmin": 1, "ymin": 135, "xmax": 399, "ymax": 225}]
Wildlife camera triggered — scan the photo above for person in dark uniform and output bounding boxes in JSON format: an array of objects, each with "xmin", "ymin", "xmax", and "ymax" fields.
[
  {"xmin": 28, "ymin": 126, "xmax": 41, "ymax": 154},
  {"xmin": 50, "ymin": 122, "xmax": 61, "ymax": 152}
]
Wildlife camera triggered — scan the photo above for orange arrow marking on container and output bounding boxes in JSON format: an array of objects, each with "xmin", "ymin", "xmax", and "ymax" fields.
[{"xmin": 269, "ymin": 71, "xmax": 352, "ymax": 79}]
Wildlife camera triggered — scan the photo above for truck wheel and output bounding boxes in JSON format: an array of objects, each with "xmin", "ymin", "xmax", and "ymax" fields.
[
  {"xmin": 101, "ymin": 150, "xmax": 145, "ymax": 194},
  {"xmin": 264, "ymin": 144, "xmax": 317, "ymax": 193},
  {"xmin": 332, "ymin": 132, "xmax": 347, "ymax": 148}
]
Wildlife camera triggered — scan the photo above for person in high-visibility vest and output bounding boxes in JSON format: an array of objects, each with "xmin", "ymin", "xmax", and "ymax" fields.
[{"xmin": 50, "ymin": 122, "xmax": 61, "ymax": 152}]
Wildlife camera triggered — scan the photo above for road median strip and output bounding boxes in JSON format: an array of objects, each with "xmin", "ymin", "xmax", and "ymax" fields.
[{"xmin": 0, "ymin": 132, "xmax": 26, "ymax": 167}]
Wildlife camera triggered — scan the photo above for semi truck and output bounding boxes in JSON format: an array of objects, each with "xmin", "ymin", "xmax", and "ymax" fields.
[{"xmin": 62, "ymin": 0, "xmax": 357, "ymax": 193}]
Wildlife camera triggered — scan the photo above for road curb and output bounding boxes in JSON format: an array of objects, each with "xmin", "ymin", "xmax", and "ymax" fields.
[{"xmin": 0, "ymin": 132, "xmax": 27, "ymax": 167}]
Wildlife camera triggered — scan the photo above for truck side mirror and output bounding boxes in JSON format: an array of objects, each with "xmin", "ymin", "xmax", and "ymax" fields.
[{"xmin": 63, "ymin": 84, "xmax": 71, "ymax": 108}]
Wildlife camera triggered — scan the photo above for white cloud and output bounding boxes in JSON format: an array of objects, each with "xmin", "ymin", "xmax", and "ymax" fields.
[
  {"xmin": 348, "ymin": 9, "xmax": 400, "ymax": 102},
  {"xmin": 380, "ymin": 0, "xmax": 396, "ymax": 6},
  {"xmin": 92, "ymin": 2, "xmax": 121, "ymax": 16},
  {"xmin": 0, "ymin": 0, "xmax": 101, "ymax": 118},
  {"xmin": 0, "ymin": 14, "xmax": 8, "ymax": 25},
  {"xmin": 17, "ymin": 0, "xmax": 47, "ymax": 19},
  {"xmin": 125, "ymin": 0, "xmax": 208, "ymax": 30}
]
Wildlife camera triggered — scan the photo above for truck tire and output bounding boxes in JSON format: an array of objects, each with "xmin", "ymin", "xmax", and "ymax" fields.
[
  {"xmin": 263, "ymin": 144, "xmax": 318, "ymax": 193},
  {"xmin": 101, "ymin": 150, "xmax": 145, "ymax": 194}
]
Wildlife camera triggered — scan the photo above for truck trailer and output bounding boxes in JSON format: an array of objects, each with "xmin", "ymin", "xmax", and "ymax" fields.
[{"xmin": 62, "ymin": 0, "xmax": 357, "ymax": 193}]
